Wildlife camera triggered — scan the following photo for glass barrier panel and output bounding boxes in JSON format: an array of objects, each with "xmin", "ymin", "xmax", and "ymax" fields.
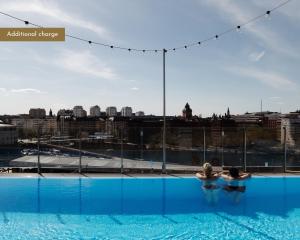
[
  {"xmin": 245, "ymin": 127, "xmax": 282, "ymax": 171},
  {"xmin": 286, "ymin": 125, "xmax": 300, "ymax": 170}
]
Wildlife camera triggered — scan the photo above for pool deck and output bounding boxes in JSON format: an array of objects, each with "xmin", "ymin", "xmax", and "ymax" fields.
[
  {"xmin": 0, "ymin": 172, "xmax": 299, "ymax": 178},
  {"xmin": 9, "ymin": 155, "xmax": 201, "ymax": 172}
]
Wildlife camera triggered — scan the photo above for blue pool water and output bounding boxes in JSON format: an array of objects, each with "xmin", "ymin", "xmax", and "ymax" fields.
[{"xmin": 0, "ymin": 177, "xmax": 299, "ymax": 239}]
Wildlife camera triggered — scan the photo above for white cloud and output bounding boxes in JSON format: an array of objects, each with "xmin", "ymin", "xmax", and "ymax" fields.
[
  {"xmin": 0, "ymin": 0, "xmax": 107, "ymax": 37},
  {"xmin": 0, "ymin": 88, "xmax": 46, "ymax": 94},
  {"xmin": 199, "ymin": 0, "xmax": 298, "ymax": 58},
  {"xmin": 131, "ymin": 87, "xmax": 139, "ymax": 91},
  {"xmin": 269, "ymin": 96, "xmax": 281, "ymax": 100},
  {"xmin": 249, "ymin": 50, "xmax": 265, "ymax": 62},
  {"xmin": 224, "ymin": 65, "xmax": 295, "ymax": 89},
  {"xmin": 11, "ymin": 88, "xmax": 46, "ymax": 94},
  {"xmin": 56, "ymin": 49, "xmax": 117, "ymax": 80}
]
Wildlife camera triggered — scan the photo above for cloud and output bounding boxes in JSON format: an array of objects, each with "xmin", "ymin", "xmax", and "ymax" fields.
[
  {"xmin": 0, "ymin": 0, "xmax": 107, "ymax": 37},
  {"xmin": 249, "ymin": 50, "xmax": 265, "ymax": 62},
  {"xmin": 269, "ymin": 96, "xmax": 281, "ymax": 100},
  {"xmin": 56, "ymin": 49, "xmax": 117, "ymax": 80},
  {"xmin": 198, "ymin": 0, "xmax": 298, "ymax": 58},
  {"xmin": 224, "ymin": 65, "xmax": 295, "ymax": 89},
  {"xmin": 0, "ymin": 88, "xmax": 46, "ymax": 94},
  {"xmin": 131, "ymin": 87, "xmax": 139, "ymax": 91},
  {"xmin": 11, "ymin": 88, "xmax": 46, "ymax": 94}
]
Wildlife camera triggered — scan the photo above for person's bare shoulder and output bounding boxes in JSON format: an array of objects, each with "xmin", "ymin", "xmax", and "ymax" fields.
[
  {"xmin": 239, "ymin": 173, "xmax": 251, "ymax": 180},
  {"xmin": 221, "ymin": 173, "xmax": 232, "ymax": 180},
  {"xmin": 196, "ymin": 172, "xmax": 205, "ymax": 179},
  {"xmin": 212, "ymin": 173, "xmax": 220, "ymax": 179}
]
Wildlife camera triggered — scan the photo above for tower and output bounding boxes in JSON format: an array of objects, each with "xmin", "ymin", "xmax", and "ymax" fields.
[{"xmin": 182, "ymin": 103, "xmax": 192, "ymax": 120}]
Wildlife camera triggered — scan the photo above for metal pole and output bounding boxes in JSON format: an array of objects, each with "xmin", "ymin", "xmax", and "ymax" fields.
[
  {"xmin": 121, "ymin": 128, "xmax": 124, "ymax": 173},
  {"xmin": 37, "ymin": 128, "xmax": 41, "ymax": 174},
  {"xmin": 140, "ymin": 128, "xmax": 143, "ymax": 160},
  {"xmin": 221, "ymin": 128, "xmax": 224, "ymax": 169},
  {"xmin": 162, "ymin": 49, "xmax": 167, "ymax": 173},
  {"xmin": 243, "ymin": 128, "xmax": 247, "ymax": 172},
  {"xmin": 283, "ymin": 126, "xmax": 287, "ymax": 172},
  {"xmin": 203, "ymin": 127, "xmax": 206, "ymax": 163},
  {"xmin": 78, "ymin": 133, "xmax": 82, "ymax": 174}
]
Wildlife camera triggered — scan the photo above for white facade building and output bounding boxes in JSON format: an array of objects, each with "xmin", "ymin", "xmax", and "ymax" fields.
[
  {"xmin": 90, "ymin": 105, "xmax": 101, "ymax": 117},
  {"xmin": 121, "ymin": 107, "xmax": 132, "ymax": 117},
  {"xmin": 73, "ymin": 106, "xmax": 87, "ymax": 118},
  {"xmin": 11, "ymin": 117, "xmax": 57, "ymax": 135},
  {"xmin": 106, "ymin": 107, "xmax": 117, "ymax": 117}
]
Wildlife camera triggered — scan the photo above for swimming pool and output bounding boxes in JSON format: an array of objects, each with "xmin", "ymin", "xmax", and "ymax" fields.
[{"xmin": 0, "ymin": 176, "xmax": 299, "ymax": 239}]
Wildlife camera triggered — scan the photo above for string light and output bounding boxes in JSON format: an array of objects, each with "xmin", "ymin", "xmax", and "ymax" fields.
[
  {"xmin": 265, "ymin": 10, "xmax": 271, "ymax": 19},
  {"xmin": 0, "ymin": 0, "xmax": 292, "ymax": 54}
]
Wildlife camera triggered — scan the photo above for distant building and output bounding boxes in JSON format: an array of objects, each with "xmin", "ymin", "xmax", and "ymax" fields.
[
  {"xmin": 29, "ymin": 108, "xmax": 46, "ymax": 119},
  {"xmin": 106, "ymin": 107, "xmax": 117, "ymax": 117},
  {"xmin": 57, "ymin": 117, "xmax": 106, "ymax": 137},
  {"xmin": 262, "ymin": 112, "xmax": 282, "ymax": 129},
  {"xmin": 73, "ymin": 106, "xmax": 87, "ymax": 118},
  {"xmin": 121, "ymin": 107, "xmax": 132, "ymax": 117},
  {"xmin": 182, "ymin": 103, "xmax": 192, "ymax": 120},
  {"xmin": 232, "ymin": 113, "xmax": 262, "ymax": 126},
  {"xmin": 57, "ymin": 109, "xmax": 73, "ymax": 117},
  {"xmin": 281, "ymin": 112, "xmax": 300, "ymax": 146},
  {"xmin": 11, "ymin": 116, "xmax": 57, "ymax": 136},
  {"xmin": 90, "ymin": 105, "xmax": 101, "ymax": 117},
  {"xmin": 135, "ymin": 111, "xmax": 145, "ymax": 117},
  {"xmin": 0, "ymin": 124, "xmax": 18, "ymax": 145}
]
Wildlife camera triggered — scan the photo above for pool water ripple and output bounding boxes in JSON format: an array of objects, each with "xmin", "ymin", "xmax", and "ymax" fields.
[{"xmin": 0, "ymin": 177, "xmax": 298, "ymax": 239}]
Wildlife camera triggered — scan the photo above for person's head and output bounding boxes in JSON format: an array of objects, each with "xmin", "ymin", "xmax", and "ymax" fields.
[
  {"xmin": 229, "ymin": 167, "xmax": 240, "ymax": 178},
  {"xmin": 203, "ymin": 162, "xmax": 213, "ymax": 177}
]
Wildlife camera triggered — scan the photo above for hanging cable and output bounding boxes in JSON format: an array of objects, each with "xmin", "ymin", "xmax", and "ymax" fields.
[{"xmin": 0, "ymin": 0, "xmax": 292, "ymax": 53}]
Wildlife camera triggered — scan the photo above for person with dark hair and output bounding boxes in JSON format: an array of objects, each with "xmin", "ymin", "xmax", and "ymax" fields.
[{"xmin": 221, "ymin": 167, "xmax": 251, "ymax": 203}]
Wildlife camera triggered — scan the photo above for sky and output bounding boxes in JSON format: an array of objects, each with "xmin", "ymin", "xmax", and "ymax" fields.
[{"xmin": 0, "ymin": 0, "xmax": 299, "ymax": 117}]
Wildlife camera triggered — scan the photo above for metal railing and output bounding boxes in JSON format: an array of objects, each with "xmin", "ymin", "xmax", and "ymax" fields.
[{"xmin": 0, "ymin": 125, "xmax": 299, "ymax": 173}]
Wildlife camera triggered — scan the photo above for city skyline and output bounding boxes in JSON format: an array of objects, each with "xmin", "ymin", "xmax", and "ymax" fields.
[
  {"xmin": 1, "ymin": 103, "xmax": 297, "ymax": 118},
  {"xmin": 0, "ymin": 0, "xmax": 299, "ymax": 117}
]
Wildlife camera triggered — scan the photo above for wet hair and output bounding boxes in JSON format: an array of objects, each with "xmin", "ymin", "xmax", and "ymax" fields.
[
  {"xmin": 229, "ymin": 167, "xmax": 240, "ymax": 178},
  {"xmin": 203, "ymin": 162, "xmax": 213, "ymax": 177}
]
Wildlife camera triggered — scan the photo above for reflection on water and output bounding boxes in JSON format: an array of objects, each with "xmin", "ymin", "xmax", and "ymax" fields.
[{"xmin": 0, "ymin": 177, "xmax": 299, "ymax": 217}]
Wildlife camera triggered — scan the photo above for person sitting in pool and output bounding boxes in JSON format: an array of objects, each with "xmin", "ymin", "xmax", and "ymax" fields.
[
  {"xmin": 196, "ymin": 163, "xmax": 220, "ymax": 204},
  {"xmin": 221, "ymin": 167, "xmax": 251, "ymax": 203}
]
